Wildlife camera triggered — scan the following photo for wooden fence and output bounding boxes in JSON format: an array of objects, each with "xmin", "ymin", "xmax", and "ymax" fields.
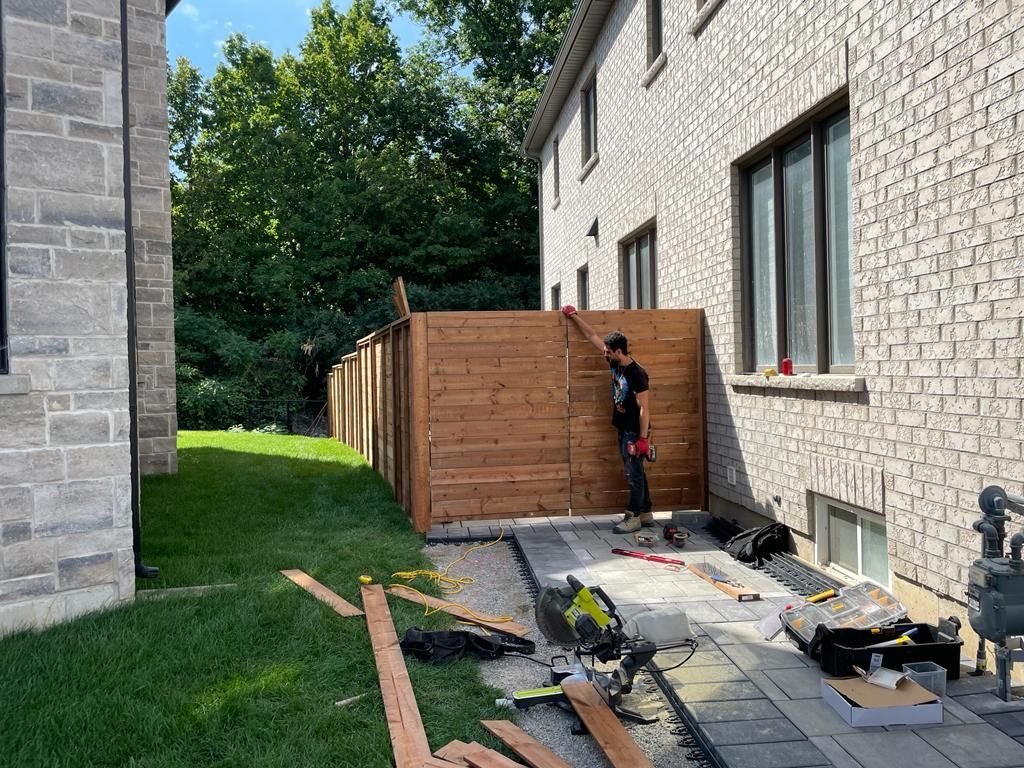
[{"xmin": 327, "ymin": 310, "xmax": 705, "ymax": 532}]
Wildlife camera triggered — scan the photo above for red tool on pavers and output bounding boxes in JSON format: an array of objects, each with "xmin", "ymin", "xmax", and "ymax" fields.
[{"xmin": 611, "ymin": 548, "xmax": 686, "ymax": 567}]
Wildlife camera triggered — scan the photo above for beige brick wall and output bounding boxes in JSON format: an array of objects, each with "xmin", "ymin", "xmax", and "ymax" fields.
[
  {"xmin": 538, "ymin": 0, "xmax": 1024, "ymax": 604},
  {"xmin": 127, "ymin": 0, "xmax": 176, "ymax": 476},
  {"xmin": 1, "ymin": 0, "xmax": 135, "ymax": 632}
]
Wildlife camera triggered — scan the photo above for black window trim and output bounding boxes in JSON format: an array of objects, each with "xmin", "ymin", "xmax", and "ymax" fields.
[
  {"xmin": 740, "ymin": 102, "xmax": 852, "ymax": 375},
  {"xmin": 580, "ymin": 71, "xmax": 597, "ymax": 165},
  {"xmin": 550, "ymin": 282, "xmax": 561, "ymax": 310},
  {"xmin": 646, "ymin": 0, "xmax": 663, "ymax": 66},
  {"xmin": 621, "ymin": 223, "xmax": 657, "ymax": 309},
  {"xmin": 552, "ymin": 134, "xmax": 560, "ymax": 201},
  {"xmin": 577, "ymin": 265, "xmax": 589, "ymax": 310}
]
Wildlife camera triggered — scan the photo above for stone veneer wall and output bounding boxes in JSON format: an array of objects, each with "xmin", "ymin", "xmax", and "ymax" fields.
[
  {"xmin": 538, "ymin": 0, "xmax": 1024, "ymax": 606},
  {"xmin": 1, "ymin": 0, "xmax": 135, "ymax": 630},
  {"xmin": 126, "ymin": 0, "xmax": 176, "ymax": 476}
]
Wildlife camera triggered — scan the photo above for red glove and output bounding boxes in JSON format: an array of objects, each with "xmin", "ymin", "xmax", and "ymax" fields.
[
  {"xmin": 561, "ymin": 304, "xmax": 577, "ymax": 317},
  {"xmin": 635, "ymin": 437, "xmax": 650, "ymax": 457}
]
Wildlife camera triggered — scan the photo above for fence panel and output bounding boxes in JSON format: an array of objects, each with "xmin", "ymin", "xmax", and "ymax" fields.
[
  {"xmin": 566, "ymin": 309, "xmax": 705, "ymax": 514},
  {"xmin": 425, "ymin": 311, "xmax": 570, "ymax": 522},
  {"xmin": 327, "ymin": 310, "xmax": 705, "ymax": 531}
]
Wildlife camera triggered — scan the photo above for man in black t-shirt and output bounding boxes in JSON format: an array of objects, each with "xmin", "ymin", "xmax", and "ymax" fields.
[{"xmin": 562, "ymin": 305, "xmax": 652, "ymax": 533}]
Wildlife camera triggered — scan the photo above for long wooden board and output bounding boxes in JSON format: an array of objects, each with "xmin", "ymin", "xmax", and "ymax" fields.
[
  {"xmin": 480, "ymin": 721, "xmax": 572, "ymax": 768},
  {"xmin": 560, "ymin": 681, "xmax": 654, "ymax": 768},
  {"xmin": 463, "ymin": 746, "xmax": 524, "ymax": 768},
  {"xmin": 687, "ymin": 563, "xmax": 760, "ymax": 602},
  {"xmin": 361, "ymin": 585, "xmax": 431, "ymax": 768},
  {"xmin": 386, "ymin": 585, "xmax": 531, "ymax": 637},
  {"xmin": 279, "ymin": 570, "xmax": 364, "ymax": 617}
]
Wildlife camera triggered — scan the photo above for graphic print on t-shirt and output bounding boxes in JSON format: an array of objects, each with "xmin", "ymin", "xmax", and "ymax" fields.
[{"xmin": 611, "ymin": 366, "xmax": 629, "ymax": 413}]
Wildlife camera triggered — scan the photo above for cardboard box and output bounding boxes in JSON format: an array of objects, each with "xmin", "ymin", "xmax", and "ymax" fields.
[{"xmin": 821, "ymin": 676, "xmax": 943, "ymax": 727}]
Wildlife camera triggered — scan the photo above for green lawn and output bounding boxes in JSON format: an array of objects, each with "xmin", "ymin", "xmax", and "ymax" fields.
[{"xmin": 0, "ymin": 431, "xmax": 507, "ymax": 768}]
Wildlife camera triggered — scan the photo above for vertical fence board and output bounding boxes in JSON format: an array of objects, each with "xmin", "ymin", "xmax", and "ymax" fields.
[{"xmin": 409, "ymin": 314, "xmax": 431, "ymax": 532}]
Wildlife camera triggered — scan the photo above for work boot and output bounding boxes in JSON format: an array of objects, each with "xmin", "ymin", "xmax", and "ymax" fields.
[{"xmin": 613, "ymin": 512, "xmax": 654, "ymax": 534}]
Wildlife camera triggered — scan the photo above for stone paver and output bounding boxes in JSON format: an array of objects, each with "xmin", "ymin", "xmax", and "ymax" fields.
[
  {"xmin": 832, "ymin": 732, "xmax": 957, "ymax": 768},
  {"xmin": 775, "ymin": 699, "xmax": 880, "ymax": 737},
  {"xmin": 809, "ymin": 737, "xmax": 863, "ymax": 768},
  {"xmin": 703, "ymin": 718, "xmax": 807, "ymax": 746},
  {"xmin": 688, "ymin": 699, "xmax": 786, "ymax": 723},
  {"xmin": 716, "ymin": 741, "xmax": 829, "ymax": 768},
  {"xmin": 764, "ymin": 667, "xmax": 828, "ymax": 699},
  {"xmin": 664, "ymin": 663, "xmax": 749, "ymax": 685},
  {"xmin": 722, "ymin": 642, "xmax": 812, "ymax": 671},
  {"xmin": 957, "ymin": 694, "xmax": 1024, "ymax": 716},
  {"xmin": 986, "ymin": 711, "xmax": 1024, "ymax": 737},
  {"xmin": 915, "ymin": 724, "xmax": 1024, "ymax": 768},
  {"xmin": 669, "ymin": 681, "xmax": 767, "ymax": 702},
  {"xmin": 703, "ymin": 621, "xmax": 773, "ymax": 645}
]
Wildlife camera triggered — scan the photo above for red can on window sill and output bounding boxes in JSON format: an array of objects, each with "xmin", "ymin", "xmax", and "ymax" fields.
[{"xmin": 781, "ymin": 358, "xmax": 793, "ymax": 376}]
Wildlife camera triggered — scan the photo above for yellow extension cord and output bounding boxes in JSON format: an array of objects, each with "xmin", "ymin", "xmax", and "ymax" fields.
[{"xmin": 389, "ymin": 526, "xmax": 514, "ymax": 626}]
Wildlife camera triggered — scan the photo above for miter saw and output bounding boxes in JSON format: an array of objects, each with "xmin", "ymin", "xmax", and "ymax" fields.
[{"xmin": 502, "ymin": 575, "xmax": 698, "ymax": 723}]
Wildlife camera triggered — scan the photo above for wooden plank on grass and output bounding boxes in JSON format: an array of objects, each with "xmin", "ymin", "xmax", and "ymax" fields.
[
  {"xmin": 560, "ymin": 681, "xmax": 654, "ymax": 768},
  {"xmin": 386, "ymin": 585, "xmax": 530, "ymax": 637},
  {"xmin": 434, "ymin": 740, "xmax": 475, "ymax": 766},
  {"xmin": 279, "ymin": 570, "xmax": 363, "ymax": 617},
  {"xmin": 479, "ymin": 721, "xmax": 572, "ymax": 768},
  {"xmin": 424, "ymin": 758, "xmax": 466, "ymax": 768},
  {"xmin": 462, "ymin": 745, "xmax": 524, "ymax": 768},
  {"xmin": 361, "ymin": 585, "xmax": 431, "ymax": 768}
]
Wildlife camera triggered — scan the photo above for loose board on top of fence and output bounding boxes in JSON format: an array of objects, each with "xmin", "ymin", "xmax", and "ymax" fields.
[
  {"xmin": 426, "ymin": 311, "xmax": 570, "ymax": 521},
  {"xmin": 566, "ymin": 309, "xmax": 705, "ymax": 514}
]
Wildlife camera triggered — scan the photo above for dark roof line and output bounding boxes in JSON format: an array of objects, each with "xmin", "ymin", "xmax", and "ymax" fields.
[{"xmin": 166, "ymin": 0, "xmax": 182, "ymax": 16}]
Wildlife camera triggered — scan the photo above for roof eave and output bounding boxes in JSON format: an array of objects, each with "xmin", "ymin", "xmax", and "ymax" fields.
[
  {"xmin": 166, "ymin": 0, "xmax": 182, "ymax": 16},
  {"xmin": 521, "ymin": 0, "xmax": 614, "ymax": 160}
]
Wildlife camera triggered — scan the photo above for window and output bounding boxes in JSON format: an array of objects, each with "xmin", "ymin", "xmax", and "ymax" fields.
[
  {"xmin": 550, "ymin": 283, "xmax": 561, "ymax": 310},
  {"xmin": 623, "ymin": 230, "xmax": 656, "ymax": 309},
  {"xmin": 581, "ymin": 76, "xmax": 597, "ymax": 164},
  {"xmin": 552, "ymin": 136, "xmax": 560, "ymax": 201},
  {"xmin": 647, "ymin": 0, "xmax": 663, "ymax": 65},
  {"xmin": 577, "ymin": 266, "xmax": 589, "ymax": 310},
  {"xmin": 742, "ymin": 108, "xmax": 853, "ymax": 373},
  {"xmin": 815, "ymin": 497, "xmax": 889, "ymax": 586}
]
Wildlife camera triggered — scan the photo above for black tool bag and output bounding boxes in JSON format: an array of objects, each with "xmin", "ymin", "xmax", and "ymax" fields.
[
  {"xmin": 806, "ymin": 622, "xmax": 963, "ymax": 679},
  {"xmin": 400, "ymin": 627, "xmax": 536, "ymax": 663},
  {"xmin": 725, "ymin": 522, "xmax": 788, "ymax": 564}
]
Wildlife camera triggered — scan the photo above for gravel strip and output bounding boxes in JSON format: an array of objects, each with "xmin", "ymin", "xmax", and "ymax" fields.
[{"xmin": 422, "ymin": 540, "xmax": 703, "ymax": 768}]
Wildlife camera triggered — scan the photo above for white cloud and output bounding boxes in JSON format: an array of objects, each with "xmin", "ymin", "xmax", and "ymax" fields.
[{"xmin": 179, "ymin": 2, "xmax": 200, "ymax": 21}]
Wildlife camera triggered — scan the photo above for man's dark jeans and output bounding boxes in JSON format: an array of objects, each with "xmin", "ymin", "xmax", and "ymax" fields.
[{"xmin": 618, "ymin": 430, "xmax": 651, "ymax": 514}]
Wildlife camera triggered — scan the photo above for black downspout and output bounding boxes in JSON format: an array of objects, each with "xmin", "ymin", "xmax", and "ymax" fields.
[
  {"xmin": 121, "ymin": 0, "xmax": 159, "ymax": 579},
  {"xmin": 0, "ymin": 0, "xmax": 8, "ymax": 377}
]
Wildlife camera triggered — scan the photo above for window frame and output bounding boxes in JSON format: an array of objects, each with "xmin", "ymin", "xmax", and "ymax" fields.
[
  {"xmin": 814, "ymin": 496, "xmax": 890, "ymax": 588},
  {"xmin": 740, "ymin": 105, "xmax": 852, "ymax": 375},
  {"xmin": 577, "ymin": 266, "xmax": 589, "ymax": 310},
  {"xmin": 646, "ymin": 0, "xmax": 663, "ymax": 66},
  {"xmin": 621, "ymin": 227, "xmax": 657, "ymax": 309},
  {"xmin": 552, "ymin": 135, "xmax": 560, "ymax": 201},
  {"xmin": 580, "ymin": 73, "xmax": 597, "ymax": 165},
  {"xmin": 550, "ymin": 283, "xmax": 561, "ymax": 310}
]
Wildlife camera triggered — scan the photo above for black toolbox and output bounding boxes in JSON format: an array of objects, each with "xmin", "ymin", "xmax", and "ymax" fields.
[{"xmin": 807, "ymin": 621, "xmax": 964, "ymax": 679}]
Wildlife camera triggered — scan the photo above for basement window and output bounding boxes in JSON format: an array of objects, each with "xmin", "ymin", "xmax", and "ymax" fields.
[
  {"xmin": 814, "ymin": 496, "xmax": 889, "ymax": 587},
  {"xmin": 550, "ymin": 283, "xmax": 561, "ymax": 310}
]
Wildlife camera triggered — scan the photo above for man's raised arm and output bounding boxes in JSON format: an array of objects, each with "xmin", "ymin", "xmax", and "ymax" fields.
[{"xmin": 561, "ymin": 305, "xmax": 604, "ymax": 352}]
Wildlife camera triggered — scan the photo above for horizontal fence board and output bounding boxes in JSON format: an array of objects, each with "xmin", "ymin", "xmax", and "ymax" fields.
[
  {"xmin": 430, "ymin": 434, "xmax": 566, "ymax": 452},
  {"xmin": 572, "ymin": 488, "xmax": 703, "ymax": 510},
  {"xmin": 430, "ymin": 372, "xmax": 567, "ymax": 390},
  {"xmin": 430, "ymin": 447, "xmax": 571, "ymax": 469},
  {"xmin": 430, "ymin": 418, "xmax": 566, "ymax": 439},
  {"xmin": 428, "ymin": 326, "xmax": 568, "ymax": 343},
  {"xmin": 430, "ymin": 342, "xmax": 569, "ymax": 359},
  {"xmin": 568, "ymin": 337, "xmax": 701, "ymax": 355},
  {"xmin": 569, "ymin": 398, "xmax": 698, "ymax": 417},
  {"xmin": 430, "ymin": 403, "xmax": 569, "ymax": 422},
  {"xmin": 568, "ymin": 471, "xmax": 701, "ymax": 493},
  {"xmin": 431, "ymin": 463, "xmax": 570, "ymax": 486},
  {"xmin": 430, "ymin": 357, "xmax": 568, "ymax": 375},
  {"xmin": 429, "ymin": 388, "xmax": 568, "ymax": 406},
  {"xmin": 431, "ymin": 478, "xmax": 572, "ymax": 502},
  {"xmin": 432, "ymin": 496, "xmax": 571, "ymax": 519}
]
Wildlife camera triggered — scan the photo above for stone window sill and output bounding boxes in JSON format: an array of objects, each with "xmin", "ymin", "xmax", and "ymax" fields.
[
  {"xmin": 552, "ymin": 195, "xmax": 561, "ymax": 211},
  {"xmin": 691, "ymin": 0, "xmax": 727, "ymax": 34},
  {"xmin": 725, "ymin": 374, "xmax": 866, "ymax": 393},
  {"xmin": 641, "ymin": 51, "xmax": 667, "ymax": 89},
  {"xmin": 578, "ymin": 152, "xmax": 599, "ymax": 183},
  {"xmin": 0, "ymin": 374, "xmax": 31, "ymax": 396}
]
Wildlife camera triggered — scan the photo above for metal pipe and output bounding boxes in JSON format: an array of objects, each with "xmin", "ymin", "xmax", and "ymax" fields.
[
  {"xmin": 975, "ymin": 519, "xmax": 1002, "ymax": 558},
  {"xmin": 1010, "ymin": 533, "xmax": 1024, "ymax": 568}
]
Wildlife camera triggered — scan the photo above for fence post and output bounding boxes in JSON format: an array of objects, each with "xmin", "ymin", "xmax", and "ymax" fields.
[{"xmin": 409, "ymin": 313, "xmax": 431, "ymax": 532}]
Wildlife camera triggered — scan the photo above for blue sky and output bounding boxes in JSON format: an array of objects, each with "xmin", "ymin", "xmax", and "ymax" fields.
[{"xmin": 167, "ymin": 0, "xmax": 426, "ymax": 75}]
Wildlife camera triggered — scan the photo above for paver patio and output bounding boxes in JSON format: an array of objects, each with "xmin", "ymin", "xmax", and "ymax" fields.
[{"xmin": 429, "ymin": 513, "xmax": 1024, "ymax": 768}]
